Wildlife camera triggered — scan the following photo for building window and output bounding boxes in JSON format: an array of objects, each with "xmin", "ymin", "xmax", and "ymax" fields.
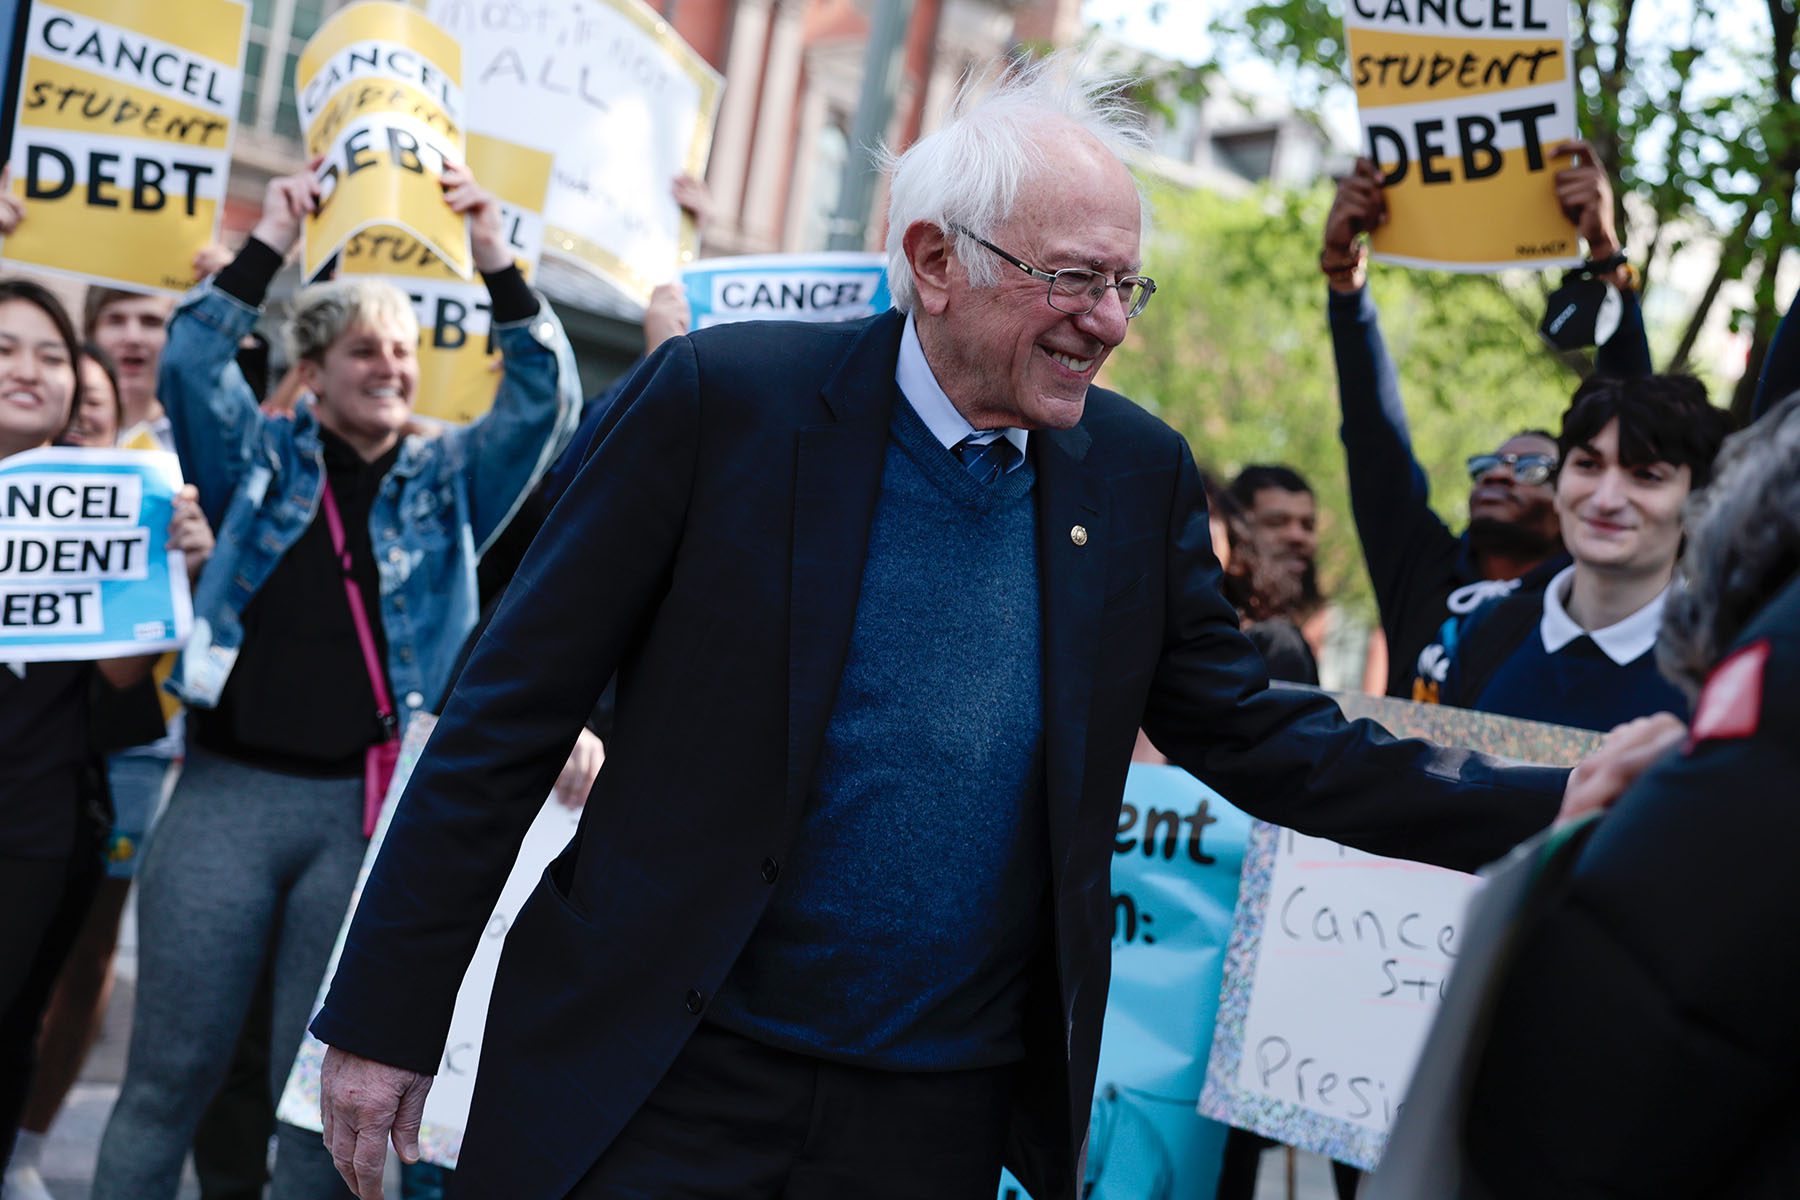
[
  {"xmin": 240, "ymin": 0, "xmax": 338, "ymax": 141},
  {"xmin": 804, "ymin": 119, "xmax": 849, "ymax": 251}
]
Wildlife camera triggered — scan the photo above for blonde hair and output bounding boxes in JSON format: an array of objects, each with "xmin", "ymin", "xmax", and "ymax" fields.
[{"xmin": 287, "ymin": 277, "xmax": 418, "ymax": 364}]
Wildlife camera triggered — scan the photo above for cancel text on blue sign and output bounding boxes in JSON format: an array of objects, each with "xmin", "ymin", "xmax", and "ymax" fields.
[
  {"xmin": 0, "ymin": 447, "xmax": 192, "ymax": 661},
  {"xmin": 682, "ymin": 252, "xmax": 893, "ymax": 329}
]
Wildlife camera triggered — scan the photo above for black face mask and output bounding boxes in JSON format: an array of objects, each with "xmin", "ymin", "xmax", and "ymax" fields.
[{"xmin": 1540, "ymin": 273, "xmax": 1623, "ymax": 351}]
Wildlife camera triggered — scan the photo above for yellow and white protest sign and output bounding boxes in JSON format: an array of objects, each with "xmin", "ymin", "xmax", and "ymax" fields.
[
  {"xmin": 424, "ymin": 0, "xmax": 721, "ymax": 306},
  {"xmin": 338, "ymin": 132, "xmax": 552, "ymax": 424},
  {"xmin": 2, "ymin": 0, "xmax": 248, "ymax": 294},
  {"xmin": 298, "ymin": 1, "xmax": 468, "ymax": 282},
  {"xmin": 1346, "ymin": 0, "xmax": 1581, "ymax": 272}
]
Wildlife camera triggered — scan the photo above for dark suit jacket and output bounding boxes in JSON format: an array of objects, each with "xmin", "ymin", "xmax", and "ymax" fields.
[{"xmin": 312, "ymin": 310, "xmax": 1564, "ymax": 1200}]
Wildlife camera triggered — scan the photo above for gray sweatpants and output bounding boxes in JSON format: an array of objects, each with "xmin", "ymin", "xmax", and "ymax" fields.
[{"xmin": 93, "ymin": 747, "xmax": 364, "ymax": 1200}]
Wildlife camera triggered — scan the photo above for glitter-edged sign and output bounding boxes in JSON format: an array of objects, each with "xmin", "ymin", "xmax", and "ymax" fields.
[
  {"xmin": 1198, "ymin": 691, "xmax": 1599, "ymax": 1169},
  {"xmin": 2, "ymin": 0, "xmax": 248, "ymax": 293},
  {"xmin": 1347, "ymin": 0, "xmax": 1581, "ymax": 271}
]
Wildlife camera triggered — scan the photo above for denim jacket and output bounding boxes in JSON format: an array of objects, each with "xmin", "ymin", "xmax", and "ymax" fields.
[{"xmin": 162, "ymin": 279, "xmax": 581, "ymax": 720}]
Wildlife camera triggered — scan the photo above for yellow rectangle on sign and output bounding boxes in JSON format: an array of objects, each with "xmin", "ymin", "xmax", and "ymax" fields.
[
  {"xmin": 19, "ymin": 58, "xmax": 233, "ymax": 149},
  {"xmin": 303, "ymin": 77, "xmax": 463, "ymax": 161},
  {"xmin": 1370, "ymin": 143, "xmax": 1575, "ymax": 266},
  {"xmin": 1347, "ymin": 29, "xmax": 1566, "ymax": 107},
  {"xmin": 6, "ymin": 172, "xmax": 218, "ymax": 293},
  {"xmin": 466, "ymin": 133, "xmax": 551, "ymax": 216}
]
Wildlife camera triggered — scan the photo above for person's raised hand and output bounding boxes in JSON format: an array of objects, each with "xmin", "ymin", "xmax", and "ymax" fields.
[
  {"xmin": 251, "ymin": 168, "xmax": 324, "ymax": 258},
  {"xmin": 192, "ymin": 241, "xmax": 234, "ymax": 281},
  {"xmin": 642, "ymin": 282, "xmax": 690, "ymax": 354},
  {"xmin": 1557, "ymin": 711, "xmax": 1686, "ymax": 827},
  {"xmin": 672, "ymin": 173, "xmax": 713, "ymax": 231},
  {"xmin": 440, "ymin": 161, "xmax": 512, "ymax": 275},
  {"xmin": 1549, "ymin": 139, "xmax": 1620, "ymax": 260},
  {"xmin": 166, "ymin": 484, "xmax": 214, "ymax": 585},
  {"xmin": 321, "ymin": 1045, "xmax": 434, "ymax": 1200},
  {"xmin": 0, "ymin": 166, "xmax": 24, "ymax": 237},
  {"xmin": 1322, "ymin": 157, "xmax": 1386, "ymax": 292}
]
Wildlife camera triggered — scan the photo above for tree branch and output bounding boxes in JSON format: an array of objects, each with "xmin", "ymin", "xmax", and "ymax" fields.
[{"xmin": 1668, "ymin": 203, "xmax": 1761, "ymax": 374}]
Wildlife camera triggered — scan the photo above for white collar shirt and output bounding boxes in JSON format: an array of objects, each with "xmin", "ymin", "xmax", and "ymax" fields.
[
  {"xmin": 1538, "ymin": 564, "xmax": 1668, "ymax": 665},
  {"xmin": 895, "ymin": 313, "xmax": 1029, "ymax": 467}
]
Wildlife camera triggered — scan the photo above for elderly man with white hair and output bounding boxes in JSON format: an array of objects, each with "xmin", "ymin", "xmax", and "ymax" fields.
[{"xmin": 312, "ymin": 56, "xmax": 1605, "ymax": 1200}]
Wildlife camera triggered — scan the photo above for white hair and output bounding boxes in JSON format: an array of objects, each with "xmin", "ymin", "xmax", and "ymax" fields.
[{"xmin": 881, "ymin": 52, "xmax": 1151, "ymax": 314}]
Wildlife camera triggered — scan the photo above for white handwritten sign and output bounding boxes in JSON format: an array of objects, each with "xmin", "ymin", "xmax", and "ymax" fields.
[
  {"xmin": 424, "ymin": 0, "xmax": 722, "ymax": 305},
  {"xmin": 1201, "ymin": 825, "xmax": 1476, "ymax": 1168}
]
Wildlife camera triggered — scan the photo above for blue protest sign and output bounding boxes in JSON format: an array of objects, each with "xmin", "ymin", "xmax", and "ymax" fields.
[
  {"xmin": 681, "ymin": 252, "xmax": 893, "ymax": 329},
  {"xmin": 1000, "ymin": 763, "xmax": 1254, "ymax": 1200},
  {"xmin": 0, "ymin": 447, "xmax": 191, "ymax": 661}
]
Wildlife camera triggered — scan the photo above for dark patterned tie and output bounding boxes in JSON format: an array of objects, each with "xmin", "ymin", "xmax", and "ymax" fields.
[{"xmin": 953, "ymin": 434, "xmax": 1022, "ymax": 484}]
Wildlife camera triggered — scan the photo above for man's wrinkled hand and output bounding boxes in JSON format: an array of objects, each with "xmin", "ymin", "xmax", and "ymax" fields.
[
  {"xmin": 320, "ymin": 1045, "xmax": 434, "ymax": 1200},
  {"xmin": 1558, "ymin": 712, "xmax": 1685, "ymax": 827}
]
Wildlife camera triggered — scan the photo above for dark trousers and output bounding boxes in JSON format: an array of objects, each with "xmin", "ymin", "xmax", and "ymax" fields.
[
  {"xmin": 1, "ymin": 844, "xmax": 102, "ymax": 1167},
  {"xmin": 558, "ymin": 1021, "xmax": 1016, "ymax": 1200},
  {"xmin": 193, "ymin": 970, "xmax": 276, "ymax": 1200}
]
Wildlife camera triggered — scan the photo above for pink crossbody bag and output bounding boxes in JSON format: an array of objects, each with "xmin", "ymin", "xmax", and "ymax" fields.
[{"xmin": 320, "ymin": 481, "xmax": 401, "ymax": 838}]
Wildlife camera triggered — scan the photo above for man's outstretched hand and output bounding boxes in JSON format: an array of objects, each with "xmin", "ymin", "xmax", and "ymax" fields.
[
  {"xmin": 321, "ymin": 1045, "xmax": 434, "ymax": 1200},
  {"xmin": 1557, "ymin": 712, "xmax": 1686, "ymax": 827}
]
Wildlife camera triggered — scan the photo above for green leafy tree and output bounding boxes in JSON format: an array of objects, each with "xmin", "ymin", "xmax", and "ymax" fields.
[
  {"xmin": 1107, "ymin": 181, "xmax": 1575, "ymax": 615},
  {"xmin": 1193, "ymin": 0, "xmax": 1797, "ymax": 419}
]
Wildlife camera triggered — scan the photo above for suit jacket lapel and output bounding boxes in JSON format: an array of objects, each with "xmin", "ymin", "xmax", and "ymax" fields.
[
  {"xmin": 785, "ymin": 313, "xmax": 905, "ymax": 835},
  {"xmin": 1034, "ymin": 420, "xmax": 1105, "ymax": 897}
]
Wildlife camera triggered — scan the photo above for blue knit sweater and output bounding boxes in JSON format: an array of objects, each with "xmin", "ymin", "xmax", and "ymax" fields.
[{"xmin": 707, "ymin": 397, "xmax": 1048, "ymax": 1069}]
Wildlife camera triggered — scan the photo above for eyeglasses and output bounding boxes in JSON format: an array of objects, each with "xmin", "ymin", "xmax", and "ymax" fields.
[
  {"xmin": 1466, "ymin": 452, "xmax": 1557, "ymax": 486},
  {"xmin": 951, "ymin": 224, "xmax": 1156, "ymax": 319}
]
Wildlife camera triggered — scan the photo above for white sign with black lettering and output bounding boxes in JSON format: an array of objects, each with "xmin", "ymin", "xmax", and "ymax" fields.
[{"xmin": 1200, "ymin": 824, "xmax": 1479, "ymax": 1169}]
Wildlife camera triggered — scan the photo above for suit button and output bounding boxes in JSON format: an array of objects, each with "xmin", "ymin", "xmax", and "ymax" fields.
[
  {"xmin": 760, "ymin": 857, "xmax": 780, "ymax": 883},
  {"xmin": 684, "ymin": 988, "xmax": 705, "ymax": 1015}
]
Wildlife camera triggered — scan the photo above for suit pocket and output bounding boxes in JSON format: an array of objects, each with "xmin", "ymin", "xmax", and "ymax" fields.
[{"xmin": 1103, "ymin": 572, "xmax": 1149, "ymax": 612}]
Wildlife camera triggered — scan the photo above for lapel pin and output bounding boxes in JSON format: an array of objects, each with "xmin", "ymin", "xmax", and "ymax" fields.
[{"xmin": 1070, "ymin": 525, "xmax": 1088, "ymax": 546}]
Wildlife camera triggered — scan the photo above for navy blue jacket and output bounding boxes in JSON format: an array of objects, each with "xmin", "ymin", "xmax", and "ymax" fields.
[{"xmin": 313, "ymin": 311, "xmax": 1565, "ymax": 1200}]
